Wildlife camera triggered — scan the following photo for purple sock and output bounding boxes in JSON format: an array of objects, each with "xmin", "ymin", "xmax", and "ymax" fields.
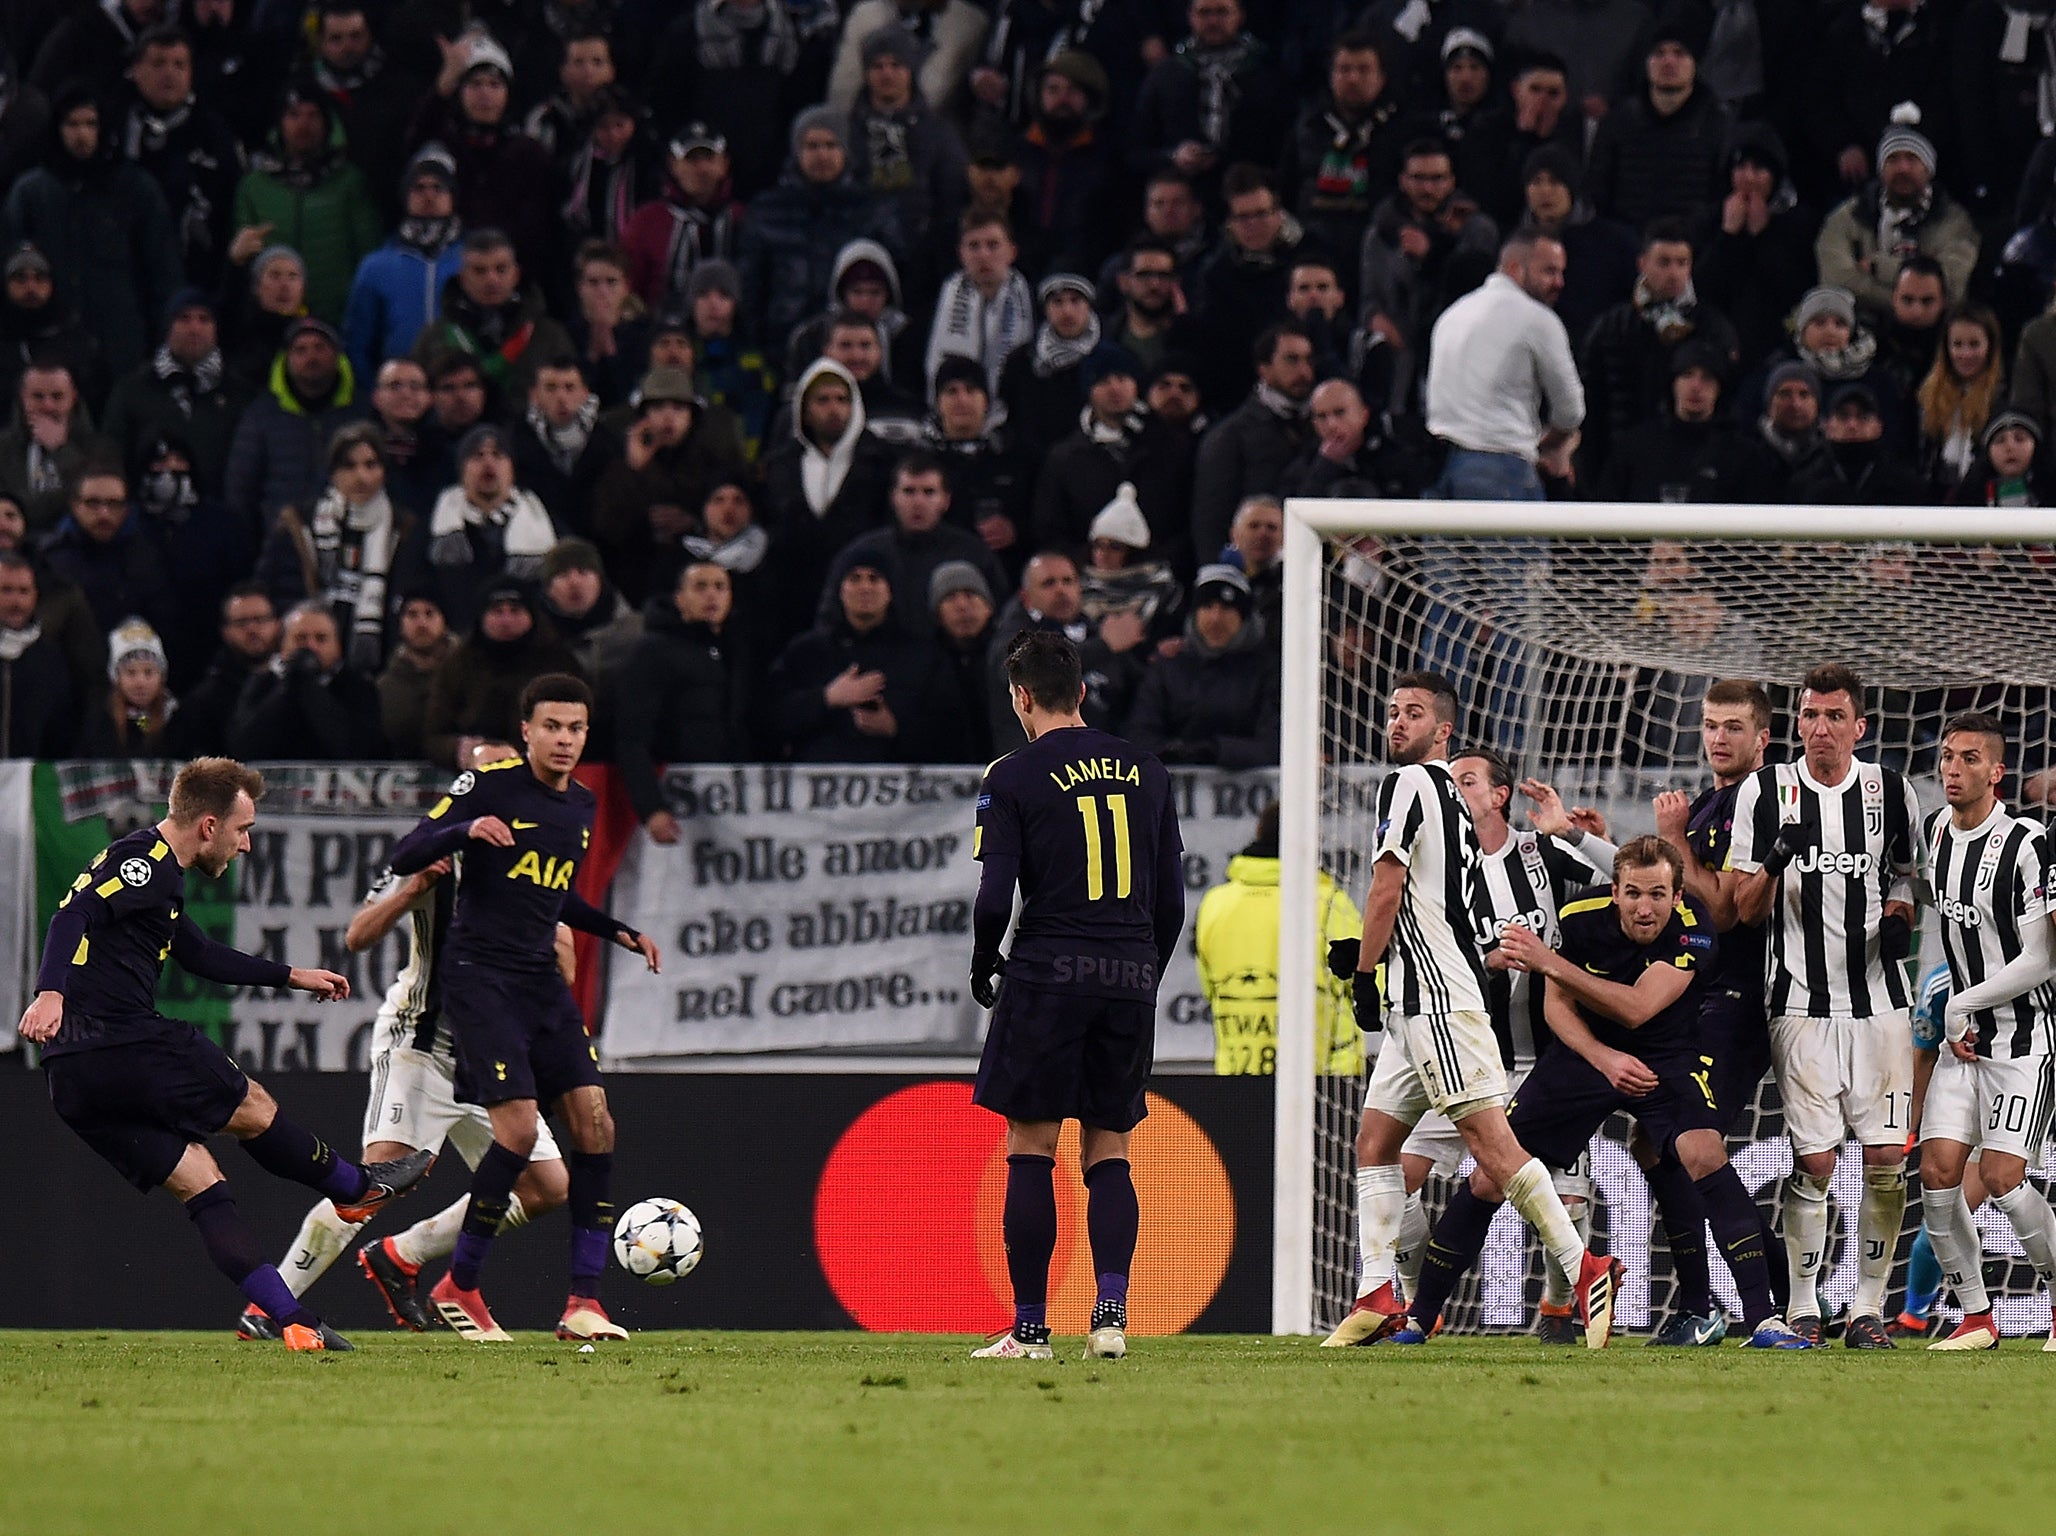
[
  {"xmin": 1646, "ymin": 1153, "xmax": 1714, "ymax": 1316},
  {"xmin": 451, "ymin": 1141, "xmax": 528, "ymax": 1291},
  {"xmin": 186, "ymin": 1183, "xmax": 316, "ymax": 1328},
  {"xmin": 567, "ymin": 1151, "xmax": 614, "ymax": 1300},
  {"xmin": 1085, "ymin": 1158, "xmax": 1138, "ymax": 1326},
  {"xmin": 241, "ymin": 1116, "xmax": 368, "ymax": 1204},
  {"xmin": 1004, "ymin": 1154, "xmax": 1057, "ymax": 1338}
]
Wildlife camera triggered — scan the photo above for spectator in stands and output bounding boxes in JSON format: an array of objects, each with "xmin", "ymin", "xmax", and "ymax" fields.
[
  {"xmin": 1797, "ymin": 11, "xmax": 1952, "ymax": 209},
  {"xmin": 986, "ymin": 549, "xmax": 1144, "ymax": 750},
  {"xmin": 254, "ymin": 420, "xmax": 406, "ymax": 673},
  {"xmin": 227, "ymin": 599, "xmax": 387, "ymax": 760},
  {"xmin": 233, "ymin": 79, "xmax": 382, "ymax": 325},
  {"xmin": 1753, "ymin": 360, "xmax": 1828, "ymax": 497},
  {"xmin": 5, "ymin": 80, "xmax": 180, "ymax": 378},
  {"xmin": 1917, "ymin": 303, "xmax": 2004, "ymax": 496},
  {"xmin": 1583, "ymin": 21, "xmax": 1731, "ymax": 232},
  {"xmin": 924, "ymin": 210, "xmax": 1033, "ymax": 395},
  {"xmin": 1422, "ymin": 232, "xmax": 1583, "ymax": 500},
  {"xmin": 1359, "ymin": 140, "xmax": 1500, "ymax": 409},
  {"xmin": 1358, "ymin": 0, "xmax": 1504, "ymax": 100},
  {"xmin": 1739, "ymin": 286, "xmax": 1901, "ymax": 444},
  {"xmin": 1816, "ymin": 107, "xmax": 1978, "ymax": 316},
  {"xmin": 1284, "ymin": 257, "xmax": 1357, "ymax": 391},
  {"xmin": 1128, "ymin": 0, "xmax": 1291, "ymax": 203},
  {"xmin": 763, "ymin": 357, "xmax": 894, "ymax": 634},
  {"xmin": 368, "ymin": 357, "xmax": 439, "ymax": 516},
  {"xmin": 1106, "ymin": 238, "xmax": 1194, "ymax": 380},
  {"xmin": 1122, "ymin": 170, "xmax": 1209, "ymax": 294},
  {"xmin": 590, "ymin": 366, "xmax": 750, "ymax": 602},
  {"xmin": 0, "ymin": 550, "xmax": 73, "ymax": 756},
  {"xmin": 1010, "ymin": 50, "xmax": 1118, "ymax": 280},
  {"xmin": 1488, "ymin": 51, "xmax": 1584, "ymax": 231},
  {"xmin": 1122, "ymin": 563, "xmax": 1278, "ymax": 767},
  {"xmin": 846, "ymin": 25, "xmax": 966, "ymax": 263},
  {"xmin": 997, "ymin": 275, "xmax": 1099, "ymax": 450},
  {"xmin": 421, "ymin": 579, "xmax": 582, "ymax": 769},
  {"xmin": 621, "ymin": 125, "xmax": 743, "ymax": 316},
  {"xmin": 1434, "ymin": 30, "xmax": 1515, "ymax": 224},
  {"xmin": 0, "ymin": 241, "xmax": 103, "ymax": 410},
  {"xmin": 418, "ymin": 422, "xmax": 559, "ymax": 631},
  {"xmin": 1033, "ymin": 345, "xmax": 1195, "ymax": 574},
  {"xmin": 521, "ymin": 26, "xmax": 617, "ymax": 163},
  {"xmin": 1949, "ymin": 408, "xmax": 2048, "ymax": 509},
  {"xmin": 420, "ymin": 351, "xmax": 490, "ymax": 479},
  {"xmin": 224, "ymin": 316, "xmax": 364, "ymax": 535},
  {"xmin": 958, "ymin": 123, "xmax": 1040, "ymax": 274},
  {"xmin": 618, "ymin": 559, "xmax": 756, "ymax": 844},
  {"xmin": 1191, "ymin": 322, "xmax": 1314, "ymax": 562},
  {"xmin": 684, "ymin": 267, "xmax": 778, "ymax": 461},
  {"xmin": 341, "ymin": 145, "xmax": 465, "ymax": 385},
  {"xmin": 740, "ymin": 105, "xmax": 905, "ymax": 356},
  {"xmin": 679, "ymin": 478, "xmax": 780, "ymax": 657},
  {"xmin": 1076, "ymin": 484, "xmax": 1183, "ymax": 649},
  {"xmin": 1279, "ymin": 378, "xmax": 1425, "ymax": 501},
  {"xmin": 559, "ymin": 85, "xmax": 666, "ymax": 247},
  {"xmin": 540, "ymin": 535, "xmax": 640, "ymax": 679},
  {"xmin": 928, "ymin": 558, "xmax": 994, "ymax": 761},
  {"xmin": 412, "ymin": 228, "xmax": 576, "ymax": 407},
  {"xmin": 771, "ymin": 549, "xmax": 943, "ymax": 762},
  {"xmin": 102, "ymin": 291, "xmax": 247, "ymax": 498},
  {"xmin": 411, "ymin": 34, "xmax": 563, "ymax": 305},
  {"xmin": 376, "ymin": 588, "xmax": 455, "ymax": 760},
  {"xmin": 1692, "ymin": 123, "xmax": 1816, "ymax": 372},
  {"xmin": 308, "ymin": 3, "xmax": 425, "ymax": 224},
  {"xmin": 1146, "ymin": 353, "xmax": 1206, "ymax": 440},
  {"xmin": 1224, "ymin": 494, "xmax": 1282, "ymax": 645},
  {"xmin": 174, "ymin": 582, "xmax": 278, "ymax": 755},
  {"xmin": 223, "ymin": 245, "xmax": 308, "ymax": 394},
  {"xmin": 38, "ymin": 465, "xmax": 174, "ymax": 642},
  {"xmin": 31, "ymin": 0, "xmax": 163, "ymax": 101},
  {"xmin": 1577, "ymin": 217, "xmax": 1741, "ymax": 483},
  {"xmin": 1596, "ymin": 342, "xmax": 1774, "ymax": 504},
  {"xmin": 646, "ymin": 1, "xmax": 810, "ymax": 202},
  {"xmin": 510, "ymin": 356, "xmax": 613, "ymax": 541},
  {"xmin": 564, "ymin": 241, "xmax": 652, "ymax": 410},
  {"xmin": 1787, "ymin": 381, "xmax": 1929, "ymax": 506},
  {"xmin": 77, "ymin": 617, "xmax": 177, "ymax": 758},
  {"xmin": 1281, "ymin": 30, "xmax": 1408, "ymax": 275},
  {"xmin": 0, "ymin": 43, "xmax": 47, "ymax": 199},
  {"xmin": 829, "ymin": 450, "xmax": 1006, "ymax": 637},
  {"xmin": 0, "ymin": 485, "xmax": 101, "ymax": 706},
  {"xmin": 820, "ymin": 309, "xmax": 924, "ymax": 439},
  {"xmin": 921, "ymin": 354, "xmax": 1031, "ymax": 567},
  {"xmin": 1507, "ymin": 148, "xmax": 1634, "ymax": 348},
  {"xmin": 1190, "ymin": 166, "xmax": 1308, "ymax": 411},
  {"xmin": 119, "ymin": 24, "xmax": 241, "ymax": 290},
  {"xmin": 830, "ymin": 0, "xmax": 988, "ymax": 118},
  {"xmin": 131, "ymin": 432, "xmax": 249, "ymax": 684},
  {"xmin": 1, "ymin": 361, "xmax": 117, "ymax": 535},
  {"xmin": 1876, "ymin": 257, "xmax": 1949, "ymax": 402}
]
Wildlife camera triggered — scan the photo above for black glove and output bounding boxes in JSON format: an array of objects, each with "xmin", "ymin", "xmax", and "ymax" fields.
[
  {"xmin": 1327, "ymin": 937, "xmax": 1361, "ymax": 980},
  {"xmin": 1879, "ymin": 912, "xmax": 1912, "ymax": 962},
  {"xmin": 1760, "ymin": 822, "xmax": 1815, "ymax": 877},
  {"xmin": 970, "ymin": 949, "xmax": 1005, "ymax": 1009},
  {"xmin": 1350, "ymin": 966, "xmax": 1381, "ymax": 1035}
]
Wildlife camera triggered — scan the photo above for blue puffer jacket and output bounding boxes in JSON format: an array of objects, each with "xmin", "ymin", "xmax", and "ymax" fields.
[
  {"xmin": 222, "ymin": 352, "xmax": 367, "ymax": 533},
  {"xmin": 341, "ymin": 237, "xmax": 463, "ymax": 383},
  {"xmin": 739, "ymin": 165, "xmax": 904, "ymax": 351}
]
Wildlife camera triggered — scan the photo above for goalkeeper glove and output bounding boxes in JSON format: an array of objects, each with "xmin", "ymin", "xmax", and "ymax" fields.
[
  {"xmin": 1760, "ymin": 822, "xmax": 1814, "ymax": 877},
  {"xmin": 1327, "ymin": 937, "xmax": 1361, "ymax": 981},
  {"xmin": 1350, "ymin": 967, "xmax": 1382, "ymax": 1035},
  {"xmin": 1879, "ymin": 912, "xmax": 1912, "ymax": 963},
  {"xmin": 970, "ymin": 949, "xmax": 1006, "ymax": 1010}
]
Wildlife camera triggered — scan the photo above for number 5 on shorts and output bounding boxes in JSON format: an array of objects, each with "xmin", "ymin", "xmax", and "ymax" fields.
[{"xmin": 1077, "ymin": 794, "xmax": 1133, "ymax": 901}]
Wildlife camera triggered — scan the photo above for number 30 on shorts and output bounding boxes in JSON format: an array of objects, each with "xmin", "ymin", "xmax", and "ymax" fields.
[{"xmin": 1988, "ymin": 1091, "xmax": 2033, "ymax": 1135}]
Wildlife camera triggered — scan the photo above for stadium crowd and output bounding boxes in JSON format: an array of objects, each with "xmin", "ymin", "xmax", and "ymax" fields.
[{"xmin": 0, "ymin": 0, "xmax": 2051, "ymax": 832}]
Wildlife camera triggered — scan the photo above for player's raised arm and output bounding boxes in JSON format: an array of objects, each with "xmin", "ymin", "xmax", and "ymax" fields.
[
  {"xmin": 389, "ymin": 772, "xmax": 509, "ymax": 875},
  {"xmin": 1520, "ymin": 778, "xmax": 1616, "ymax": 870},
  {"xmin": 344, "ymin": 861, "xmax": 449, "ymax": 953},
  {"xmin": 1654, "ymin": 789, "xmax": 1734, "ymax": 927}
]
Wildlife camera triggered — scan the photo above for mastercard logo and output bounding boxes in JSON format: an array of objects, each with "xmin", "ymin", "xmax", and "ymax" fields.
[{"xmin": 814, "ymin": 1082, "xmax": 1236, "ymax": 1334}]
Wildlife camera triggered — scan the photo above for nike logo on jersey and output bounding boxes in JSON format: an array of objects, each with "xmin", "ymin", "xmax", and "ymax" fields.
[{"xmin": 511, "ymin": 819, "xmax": 539, "ymax": 830}]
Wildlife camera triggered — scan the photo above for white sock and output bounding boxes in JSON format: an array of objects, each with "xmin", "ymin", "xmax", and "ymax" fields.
[
  {"xmin": 1782, "ymin": 1171, "xmax": 1832, "ymax": 1320},
  {"xmin": 1541, "ymin": 1196, "xmax": 1587, "ymax": 1308},
  {"xmin": 1920, "ymin": 1184, "xmax": 1990, "ymax": 1314},
  {"xmin": 392, "ymin": 1193, "xmax": 530, "ymax": 1269},
  {"xmin": 1991, "ymin": 1183, "xmax": 2056, "ymax": 1283},
  {"xmin": 1395, "ymin": 1189, "xmax": 1429, "ymax": 1302},
  {"xmin": 1852, "ymin": 1166, "xmax": 1907, "ymax": 1320},
  {"xmin": 279, "ymin": 1201, "xmax": 364, "ymax": 1298},
  {"xmin": 1354, "ymin": 1165, "xmax": 1406, "ymax": 1297},
  {"xmin": 1503, "ymin": 1158, "xmax": 1585, "ymax": 1284}
]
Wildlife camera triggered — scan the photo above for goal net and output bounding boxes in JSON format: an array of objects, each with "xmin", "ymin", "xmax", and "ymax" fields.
[{"xmin": 1274, "ymin": 500, "xmax": 2056, "ymax": 1338}]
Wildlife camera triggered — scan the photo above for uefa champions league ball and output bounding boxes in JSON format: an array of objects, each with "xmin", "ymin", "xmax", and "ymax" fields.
[{"xmin": 612, "ymin": 1198, "xmax": 705, "ymax": 1285}]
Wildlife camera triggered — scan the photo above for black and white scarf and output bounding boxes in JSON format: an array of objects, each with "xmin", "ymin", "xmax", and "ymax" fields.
[
  {"xmin": 122, "ymin": 98, "xmax": 193, "ymax": 158},
  {"xmin": 153, "ymin": 344, "xmax": 224, "ymax": 415},
  {"xmin": 1255, "ymin": 380, "xmax": 1311, "ymax": 420},
  {"xmin": 682, "ymin": 521, "xmax": 771, "ymax": 573},
  {"xmin": 429, "ymin": 486, "xmax": 557, "ymax": 579},
  {"xmin": 309, "ymin": 486, "xmax": 396, "ymax": 650},
  {"xmin": 1177, "ymin": 36, "xmax": 1256, "ymax": 147},
  {"xmin": 695, "ymin": 0, "xmax": 801, "ymax": 72},
  {"xmin": 526, "ymin": 395, "xmax": 600, "ymax": 475},
  {"xmin": 1635, "ymin": 277, "xmax": 1701, "ymax": 344},
  {"xmin": 398, "ymin": 215, "xmax": 461, "ymax": 258},
  {"xmin": 313, "ymin": 43, "xmax": 385, "ymax": 95},
  {"xmin": 1031, "ymin": 313, "xmax": 1101, "ymax": 378}
]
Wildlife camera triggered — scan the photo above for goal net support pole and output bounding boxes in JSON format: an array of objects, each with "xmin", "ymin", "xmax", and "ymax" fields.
[{"xmin": 1274, "ymin": 498, "xmax": 2056, "ymax": 1336}]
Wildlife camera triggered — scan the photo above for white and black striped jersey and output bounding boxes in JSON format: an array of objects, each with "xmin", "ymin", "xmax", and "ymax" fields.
[
  {"xmin": 1372, "ymin": 761, "xmax": 1491, "ymax": 1018},
  {"xmin": 1479, "ymin": 830, "xmax": 1615, "ymax": 1064},
  {"xmin": 1728, "ymin": 759, "xmax": 1921, "ymax": 1020},
  {"xmin": 1926, "ymin": 805, "xmax": 2055, "ymax": 1059},
  {"xmin": 362, "ymin": 864, "xmax": 455, "ymax": 1058}
]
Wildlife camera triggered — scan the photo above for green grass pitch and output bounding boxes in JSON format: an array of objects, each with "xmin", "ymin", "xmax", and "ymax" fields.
[{"xmin": 3, "ymin": 1330, "xmax": 2053, "ymax": 1535}]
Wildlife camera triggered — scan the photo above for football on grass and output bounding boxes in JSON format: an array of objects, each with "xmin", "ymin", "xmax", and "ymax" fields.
[{"xmin": 612, "ymin": 1198, "xmax": 704, "ymax": 1284}]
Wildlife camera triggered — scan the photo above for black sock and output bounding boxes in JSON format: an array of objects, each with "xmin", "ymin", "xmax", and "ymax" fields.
[
  {"xmin": 241, "ymin": 1115, "xmax": 367, "ymax": 1204},
  {"xmin": 1003, "ymin": 1154, "xmax": 1057, "ymax": 1341},
  {"xmin": 186, "ymin": 1183, "xmax": 316, "ymax": 1329},
  {"xmin": 1406, "ymin": 1184, "xmax": 1502, "ymax": 1331},
  {"xmin": 450, "ymin": 1140, "xmax": 528, "ymax": 1291},
  {"xmin": 567, "ymin": 1151, "xmax": 614, "ymax": 1300},
  {"xmin": 1696, "ymin": 1165, "xmax": 1777, "ymax": 1328},
  {"xmin": 1645, "ymin": 1153, "xmax": 1713, "ymax": 1316},
  {"xmin": 1758, "ymin": 1205, "xmax": 1789, "ymax": 1312},
  {"xmin": 1084, "ymin": 1158, "xmax": 1138, "ymax": 1328}
]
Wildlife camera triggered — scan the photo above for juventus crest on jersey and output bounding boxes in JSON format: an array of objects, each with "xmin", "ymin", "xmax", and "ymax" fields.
[
  {"xmin": 1926, "ymin": 805, "xmax": 2056, "ymax": 1060},
  {"xmin": 1373, "ymin": 761, "xmax": 1491, "ymax": 1018},
  {"xmin": 1728, "ymin": 759, "xmax": 1921, "ymax": 1019},
  {"xmin": 1478, "ymin": 831, "xmax": 1613, "ymax": 1063}
]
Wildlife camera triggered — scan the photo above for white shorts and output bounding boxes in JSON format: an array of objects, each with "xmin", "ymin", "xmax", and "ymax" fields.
[
  {"xmin": 1920, "ymin": 1050, "xmax": 2056, "ymax": 1165},
  {"xmin": 1365, "ymin": 1010, "xmax": 1508, "ymax": 1126},
  {"xmin": 1769, "ymin": 1012, "xmax": 1914, "ymax": 1156},
  {"xmin": 364, "ymin": 1030, "xmax": 562, "ymax": 1169}
]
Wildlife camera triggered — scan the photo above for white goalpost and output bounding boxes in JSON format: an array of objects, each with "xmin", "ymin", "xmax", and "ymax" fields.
[{"xmin": 1275, "ymin": 498, "xmax": 2056, "ymax": 1337}]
